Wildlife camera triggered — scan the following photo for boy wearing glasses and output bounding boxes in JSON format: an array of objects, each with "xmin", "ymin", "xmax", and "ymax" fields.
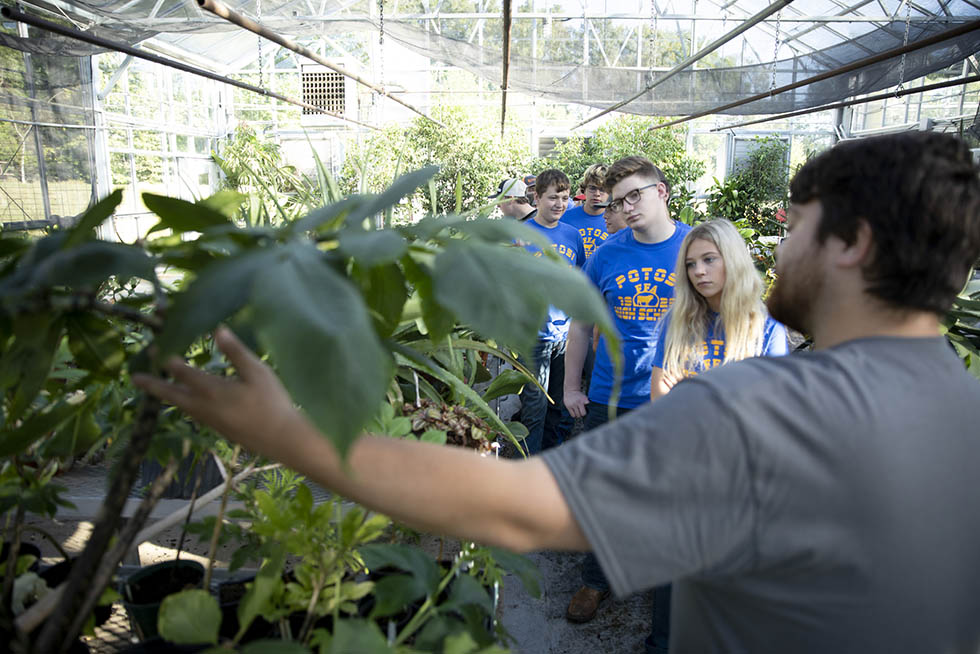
[
  {"xmin": 561, "ymin": 163, "xmax": 611, "ymax": 259},
  {"xmin": 562, "ymin": 156, "xmax": 690, "ymax": 630}
]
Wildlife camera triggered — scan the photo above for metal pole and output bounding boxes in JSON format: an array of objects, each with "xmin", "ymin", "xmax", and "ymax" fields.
[
  {"xmin": 0, "ymin": 6, "xmax": 378, "ymax": 131},
  {"xmin": 197, "ymin": 0, "xmax": 445, "ymax": 128},
  {"xmin": 653, "ymin": 19, "xmax": 980, "ymax": 131},
  {"xmin": 572, "ymin": 0, "xmax": 793, "ymax": 130},
  {"xmin": 501, "ymin": 0, "xmax": 512, "ymax": 140},
  {"xmin": 709, "ymin": 74, "xmax": 980, "ymax": 131}
]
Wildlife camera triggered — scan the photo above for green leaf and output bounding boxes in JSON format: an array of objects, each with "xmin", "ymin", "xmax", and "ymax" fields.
[
  {"xmin": 155, "ymin": 248, "xmax": 280, "ymax": 358},
  {"xmin": 434, "ymin": 240, "xmax": 612, "ymax": 357},
  {"xmin": 0, "ymin": 236, "xmax": 31, "ymax": 258},
  {"xmin": 29, "ymin": 241, "xmax": 158, "ymax": 291},
  {"xmin": 356, "ymin": 263, "xmax": 407, "ymax": 338},
  {"xmin": 62, "ymin": 189, "xmax": 124, "ymax": 248},
  {"xmin": 322, "ymin": 619, "xmax": 390, "ymax": 654},
  {"xmin": 485, "ymin": 547, "xmax": 541, "ymax": 598},
  {"xmin": 402, "ymin": 254, "xmax": 454, "ymax": 342},
  {"xmin": 351, "ymin": 167, "xmax": 438, "ymax": 226},
  {"xmin": 443, "ymin": 630, "xmax": 481, "ymax": 654},
  {"xmin": 359, "ymin": 544, "xmax": 441, "ymax": 595},
  {"xmin": 143, "ymin": 193, "xmax": 234, "ymax": 234},
  {"xmin": 0, "ymin": 314, "xmax": 64, "ymax": 422},
  {"xmin": 198, "ymin": 190, "xmax": 247, "ymax": 219},
  {"xmin": 239, "ymin": 641, "xmax": 312, "ymax": 654},
  {"xmin": 440, "ymin": 574, "xmax": 492, "ymax": 615},
  {"xmin": 292, "ymin": 196, "xmax": 363, "ymax": 234},
  {"xmin": 66, "ymin": 314, "xmax": 125, "ymax": 379},
  {"xmin": 158, "ymin": 589, "xmax": 221, "ymax": 645},
  {"xmin": 251, "ymin": 242, "xmax": 391, "ymax": 456},
  {"xmin": 480, "ymin": 369, "xmax": 530, "ymax": 403},
  {"xmin": 236, "ymin": 548, "xmax": 286, "ymax": 641},
  {"xmin": 419, "ymin": 429, "xmax": 447, "ymax": 445},
  {"xmin": 369, "ymin": 573, "xmax": 426, "ymax": 618},
  {"xmin": 338, "ymin": 230, "xmax": 408, "ymax": 267}
]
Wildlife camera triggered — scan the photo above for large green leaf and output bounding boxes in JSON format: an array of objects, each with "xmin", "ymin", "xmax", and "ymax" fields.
[
  {"xmin": 28, "ymin": 241, "xmax": 158, "ymax": 292},
  {"xmin": 0, "ymin": 314, "xmax": 65, "ymax": 421},
  {"xmin": 198, "ymin": 190, "xmax": 247, "ymax": 219},
  {"xmin": 251, "ymin": 242, "xmax": 391, "ymax": 456},
  {"xmin": 440, "ymin": 574, "xmax": 493, "ymax": 615},
  {"xmin": 480, "ymin": 369, "xmax": 531, "ymax": 403},
  {"xmin": 155, "ymin": 248, "xmax": 280, "ymax": 358},
  {"xmin": 236, "ymin": 547, "xmax": 286, "ymax": 641},
  {"xmin": 66, "ymin": 314, "xmax": 125, "ymax": 379},
  {"xmin": 338, "ymin": 230, "xmax": 408, "ymax": 267},
  {"xmin": 369, "ymin": 573, "xmax": 426, "ymax": 618},
  {"xmin": 321, "ymin": 619, "xmax": 391, "ymax": 654},
  {"xmin": 484, "ymin": 547, "xmax": 541, "ymax": 598},
  {"xmin": 434, "ymin": 240, "xmax": 613, "ymax": 356},
  {"xmin": 158, "ymin": 589, "xmax": 221, "ymax": 645},
  {"xmin": 291, "ymin": 196, "xmax": 363, "ymax": 234},
  {"xmin": 142, "ymin": 193, "xmax": 233, "ymax": 234},
  {"xmin": 62, "ymin": 189, "xmax": 124, "ymax": 249},
  {"xmin": 0, "ymin": 401, "xmax": 80, "ymax": 458},
  {"xmin": 239, "ymin": 641, "xmax": 311, "ymax": 654},
  {"xmin": 359, "ymin": 544, "xmax": 441, "ymax": 595},
  {"xmin": 402, "ymin": 254, "xmax": 454, "ymax": 342},
  {"xmin": 355, "ymin": 263, "xmax": 407, "ymax": 338},
  {"xmin": 344, "ymin": 166, "xmax": 439, "ymax": 228}
]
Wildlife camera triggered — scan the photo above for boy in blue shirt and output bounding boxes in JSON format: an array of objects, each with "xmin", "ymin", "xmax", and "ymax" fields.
[
  {"xmin": 561, "ymin": 163, "xmax": 611, "ymax": 259},
  {"xmin": 562, "ymin": 156, "xmax": 691, "ymax": 630},
  {"xmin": 518, "ymin": 169, "xmax": 586, "ymax": 455}
]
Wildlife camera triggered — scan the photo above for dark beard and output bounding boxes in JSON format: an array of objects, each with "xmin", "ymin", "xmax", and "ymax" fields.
[{"xmin": 766, "ymin": 265, "xmax": 819, "ymax": 335}]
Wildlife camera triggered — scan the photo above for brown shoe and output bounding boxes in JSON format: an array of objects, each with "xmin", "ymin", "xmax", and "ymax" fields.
[{"xmin": 565, "ymin": 586, "xmax": 610, "ymax": 623}]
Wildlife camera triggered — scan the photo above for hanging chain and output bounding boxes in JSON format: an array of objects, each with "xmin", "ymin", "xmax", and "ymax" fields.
[
  {"xmin": 770, "ymin": 9, "xmax": 782, "ymax": 92},
  {"xmin": 378, "ymin": 0, "xmax": 385, "ymax": 90},
  {"xmin": 897, "ymin": 0, "xmax": 912, "ymax": 93},
  {"xmin": 649, "ymin": 0, "xmax": 659, "ymax": 69},
  {"xmin": 256, "ymin": 0, "xmax": 264, "ymax": 88}
]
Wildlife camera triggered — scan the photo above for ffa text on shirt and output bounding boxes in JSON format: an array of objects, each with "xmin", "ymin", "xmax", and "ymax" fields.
[
  {"xmin": 579, "ymin": 227, "xmax": 609, "ymax": 259},
  {"xmin": 612, "ymin": 266, "xmax": 677, "ymax": 322},
  {"xmin": 700, "ymin": 339, "xmax": 726, "ymax": 371}
]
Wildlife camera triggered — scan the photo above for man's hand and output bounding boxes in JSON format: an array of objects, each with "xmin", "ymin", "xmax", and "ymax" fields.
[
  {"xmin": 133, "ymin": 326, "xmax": 307, "ymax": 461},
  {"xmin": 564, "ymin": 388, "xmax": 590, "ymax": 418}
]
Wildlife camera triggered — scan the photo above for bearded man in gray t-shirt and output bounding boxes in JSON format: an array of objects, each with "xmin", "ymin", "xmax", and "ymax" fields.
[{"xmin": 137, "ymin": 132, "xmax": 980, "ymax": 654}]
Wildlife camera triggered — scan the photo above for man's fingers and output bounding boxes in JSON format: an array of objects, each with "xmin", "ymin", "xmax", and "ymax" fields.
[
  {"xmin": 214, "ymin": 326, "xmax": 267, "ymax": 383},
  {"xmin": 132, "ymin": 372, "xmax": 198, "ymax": 409}
]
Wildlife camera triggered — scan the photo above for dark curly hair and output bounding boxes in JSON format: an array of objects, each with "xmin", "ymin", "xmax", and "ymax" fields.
[{"xmin": 790, "ymin": 131, "xmax": 980, "ymax": 314}]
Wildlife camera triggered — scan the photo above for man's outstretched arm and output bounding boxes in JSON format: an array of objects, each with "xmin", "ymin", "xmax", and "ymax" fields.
[{"xmin": 133, "ymin": 327, "xmax": 589, "ymax": 553}]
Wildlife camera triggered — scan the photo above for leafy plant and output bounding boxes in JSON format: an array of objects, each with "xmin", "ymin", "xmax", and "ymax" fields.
[
  {"xmin": 0, "ymin": 163, "xmax": 618, "ymax": 651},
  {"xmin": 943, "ymin": 273, "xmax": 980, "ymax": 380},
  {"xmin": 706, "ymin": 136, "xmax": 790, "ymax": 236}
]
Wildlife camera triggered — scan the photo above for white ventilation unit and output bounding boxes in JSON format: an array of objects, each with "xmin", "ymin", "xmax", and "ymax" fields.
[{"xmin": 300, "ymin": 63, "xmax": 356, "ymax": 127}]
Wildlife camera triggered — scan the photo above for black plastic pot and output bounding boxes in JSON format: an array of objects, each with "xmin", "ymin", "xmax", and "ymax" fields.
[
  {"xmin": 0, "ymin": 541, "xmax": 42, "ymax": 573},
  {"xmin": 39, "ymin": 558, "xmax": 112, "ymax": 626},
  {"xmin": 120, "ymin": 559, "xmax": 205, "ymax": 641},
  {"xmin": 216, "ymin": 575, "xmax": 276, "ymax": 642}
]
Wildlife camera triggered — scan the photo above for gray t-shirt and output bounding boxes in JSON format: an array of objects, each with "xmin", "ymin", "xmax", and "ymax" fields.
[{"xmin": 543, "ymin": 337, "xmax": 980, "ymax": 654}]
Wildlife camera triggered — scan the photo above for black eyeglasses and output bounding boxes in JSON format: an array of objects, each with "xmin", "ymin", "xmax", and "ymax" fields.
[{"xmin": 607, "ymin": 182, "xmax": 661, "ymax": 213}]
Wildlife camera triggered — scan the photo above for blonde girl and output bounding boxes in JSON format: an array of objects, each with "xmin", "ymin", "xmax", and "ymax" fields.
[{"xmin": 651, "ymin": 218, "xmax": 788, "ymax": 399}]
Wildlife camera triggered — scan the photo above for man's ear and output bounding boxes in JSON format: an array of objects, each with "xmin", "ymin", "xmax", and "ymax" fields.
[{"xmin": 837, "ymin": 219, "xmax": 874, "ymax": 268}]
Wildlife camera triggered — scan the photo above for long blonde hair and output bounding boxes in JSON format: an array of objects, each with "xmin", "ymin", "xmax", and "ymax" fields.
[{"xmin": 661, "ymin": 219, "xmax": 767, "ymax": 379}]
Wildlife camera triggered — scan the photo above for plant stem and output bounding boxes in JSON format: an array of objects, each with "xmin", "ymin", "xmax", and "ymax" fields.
[
  {"xmin": 31, "ymin": 394, "xmax": 163, "ymax": 654},
  {"xmin": 297, "ymin": 579, "xmax": 323, "ymax": 644},
  {"xmin": 2, "ymin": 505, "xmax": 26, "ymax": 616},
  {"xmin": 392, "ymin": 557, "xmax": 463, "ymax": 647},
  {"xmin": 203, "ymin": 445, "xmax": 240, "ymax": 590},
  {"xmin": 174, "ymin": 445, "xmax": 204, "ymax": 562}
]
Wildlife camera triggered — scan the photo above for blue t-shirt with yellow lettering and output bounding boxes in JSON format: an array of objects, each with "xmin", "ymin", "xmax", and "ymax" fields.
[
  {"xmin": 561, "ymin": 205, "xmax": 609, "ymax": 259},
  {"xmin": 524, "ymin": 218, "xmax": 587, "ymax": 342},
  {"xmin": 584, "ymin": 223, "xmax": 691, "ymax": 408},
  {"xmin": 651, "ymin": 312, "xmax": 789, "ymax": 373}
]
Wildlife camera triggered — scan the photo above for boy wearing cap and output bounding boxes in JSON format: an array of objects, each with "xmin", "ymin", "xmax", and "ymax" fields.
[
  {"xmin": 561, "ymin": 164, "xmax": 611, "ymax": 259},
  {"xmin": 491, "ymin": 178, "xmax": 536, "ymax": 222}
]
